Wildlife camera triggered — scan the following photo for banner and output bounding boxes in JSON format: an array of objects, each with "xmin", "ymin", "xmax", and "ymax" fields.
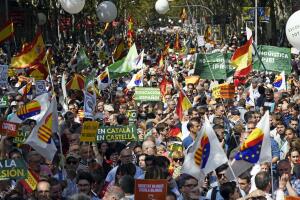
[
  {"xmin": 97, "ymin": 125, "xmax": 138, "ymax": 142},
  {"xmin": 134, "ymin": 179, "xmax": 168, "ymax": 200},
  {"xmin": 253, "ymin": 45, "xmax": 292, "ymax": 74},
  {"xmin": 126, "ymin": 110, "xmax": 137, "ymax": 124},
  {"xmin": 194, "ymin": 53, "xmax": 234, "ymax": 80},
  {"xmin": 35, "ymin": 80, "xmax": 47, "ymax": 96},
  {"xmin": 0, "ymin": 120, "xmax": 19, "ymax": 137},
  {"xmin": 0, "ymin": 65, "xmax": 8, "ymax": 87},
  {"xmin": 0, "ymin": 159, "xmax": 27, "ymax": 180},
  {"xmin": 212, "ymin": 83, "xmax": 235, "ymax": 99},
  {"xmin": 0, "ymin": 95, "xmax": 8, "ymax": 108},
  {"xmin": 13, "ymin": 125, "xmax": 31, "ymax": 144},
  {"xmin": 242, "ymin": 7, "xmax": 270, "ymax": 22},
  {"xmin": 134, "ymin": 87, "xmax": 161, "ymax": 101},
  {"xmin": 80, "ymin": 121, "xmax": 99, "ymax": 142}
]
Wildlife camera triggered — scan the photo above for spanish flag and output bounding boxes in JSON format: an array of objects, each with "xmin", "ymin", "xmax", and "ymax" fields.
[
  {"xmin": 174, "ymin": 32, "xmax": 181, "ymax": 51},
  {"xmin": 26, "ymin": 63, "xmax": 49, "ymax": 80},
  {"xmin": 19, "ymin": 170, "xmax": 39, "ymax": 193},
  {"xmin": 127, "ymin": 16, "xmax": 134, "ymax": 48},
  {"xmin": 66, "ymin": 74, "xmax": 85, "ymax": 91},
  {"xmin": 0, "ymin": 21, "xmax": 14, "ymax": 44},
  {"xmin": 176, "ymin": 90, "xmax": 192, "ymax": 121},
  {"xmin": 231, "ymin": 37, "xmax": 253, "ymax": 78},
  {"xmin": 11, "ymin": 33, "xmax": 46, "ymax": 68}
]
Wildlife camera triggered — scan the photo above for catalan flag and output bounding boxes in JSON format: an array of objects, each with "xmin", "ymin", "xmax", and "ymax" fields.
[
  {"xmin": 113, "ymin": 40, "xmax": 126, "ymax": 60},
  {"xmin": 0, "ymin": 21, "xmax": 14, "ymax": 44},
  {"xmin": 10, "ymin": 33, "xmax": 46, "ymax": 68},
  {"xmin": 19, "ymin": 170, "xmax": 39, "ymax": 193},
  {"xmin": 181, "ymin": 117, "xmax": 228, "ymax": 180},
  {"xmin": 228, "ymin": 111, "xmax": 271, "ymax": 178},
  {"xmin": 176, "ymin": 90, "xmax": 192, "ymax": 121},
  {"xmin": 273, "ymin": 71, "xmax": 286, "ymax": 91},
  {"xmin": 8, "ymin": 93, "xmax": 50, "ymax": 123},
  {"xmin": 231, "ymin": 31, "xmax": 253, "ymax": 79},
  {"xmin": 25, "ymin": 96, "xmax": 58, "ymax": 161},
  {"xmin": 66, "ymin": 74, "xmax": 85, "ymax": 91}
]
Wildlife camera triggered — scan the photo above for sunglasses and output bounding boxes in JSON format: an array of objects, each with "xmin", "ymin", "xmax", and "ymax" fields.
[
  {"xmin": 173, "ymin": 157, "xmax": 184, "ymax": 162},
  {"xmin": 67, "ymin": 160, "xmax": 78, "ymax": 165}
]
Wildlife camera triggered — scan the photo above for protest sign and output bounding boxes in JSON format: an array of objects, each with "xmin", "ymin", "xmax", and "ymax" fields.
[
  {"xmin": 135, "ymin": 179, "xmax": 168, "ymax": 200},
  {"xmin": 80, "ymin": 121, "xmax": 99, "ymax": 142},
  {"xmin": 13, "ymin": 125, "xmax": 31, "ymax": 144},
  {"xmin": 134, "ymin": 87, "xmax": 161, "ymax": 101},
  {"xmin": 84, "ymin": 91, "xmax": 96, "ymax": 119},
  {"xmin": 0, "ymin": 65, "xmax": 8, "ymax": 87},
  {"xmin": 0, "ymin": 159, "xmax": 27, "ymax": 180},
  {"xmin": 126, "ymin": 110, "xmax": 137, "ymax": 124},
  {"xmin": 35, "ymin": 80, "xmax": 47, "ymax": 96},
  {"xmin": 97, "ymin": 125, "xmax": 138, "ymax": 142},
  {"xmin": 0, "ymin": 95, "xmax": 9, "ymax": 108},
  {"xmin": 194, "ymin": 52, "xmax": 233, "ymax": 80},
  {"xmin": 253, "ymin": 45, "xmax": 292, "ymax": 74},
  {"xmin": 0, "ymin": 120, "xmax": 19, "ymax": 137}
]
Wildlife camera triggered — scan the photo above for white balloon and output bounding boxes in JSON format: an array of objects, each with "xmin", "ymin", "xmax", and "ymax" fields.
[
  {"xmin": 96, "ymin": 1, "xmax": 117, "ymax": 23},
  {"xmin": 155, "ymin": 0, "xmax": 169, "ymax": 15},
  {"xmin": 286, "ymin": 10, "xmax": 300, "ymax": 49},
  {"xmin": 60, "ymin": 0, "xmax": 85, "ymax": 14},
  {"xmin": 37, "ymin": 13, "xmax": 46, "ymax": 25}
]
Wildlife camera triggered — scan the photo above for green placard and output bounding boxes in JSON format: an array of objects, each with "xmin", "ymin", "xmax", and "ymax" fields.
[
  {"xmin": 253, "ymin": 45, "xmax": 292, "ymax": 74},
  {"xmin": 134, "ymin": 87, "xmax": 161, "ymax": 101},
  {"xmin": 97, "ymin": 125, "xmax": 138, "ymax": 142},
  {"xmin": 13, "ymin": 125, "xmax": 31, "ymax": 144},
  {"xmin": 0, "ymin": 159, "xmax": 27, "ymax": 180},
  {"xmin": 126, "ymin": 110, "xmax": 137, "ymax": 124},
  {"xmin": 0, "ymin": 95, "xmax": 8, "ymax": 108},
  {"xmin": 194, "ymin": 52, "xmax": 234, "ymax": 80}
]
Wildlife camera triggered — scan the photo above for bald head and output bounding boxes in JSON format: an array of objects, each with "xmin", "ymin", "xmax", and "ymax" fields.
[
  {"xmin": 119, "ymin": 148, "xmax": 133, "ymax": 164},
  {"xmin": 142, "ymin": 140, "xmax": 156, "ymax": 155},
  {"xmin": 103, "ymin": 186, "xmax": 125, "ymax": 200}
]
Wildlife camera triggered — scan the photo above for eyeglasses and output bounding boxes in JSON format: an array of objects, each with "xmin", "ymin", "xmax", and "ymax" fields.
[
  {"xmin": 217, "ymin": 173, "xmax": 226, "ymax": 178},
  {"xmin": 173, "ymin": 158, "xmax": 184, "ymax": 162},
  {"xmin": 184, "ymin": 183, "xmax": 198, "ymax": 188},
  {"xmin": 157, "ymin": 113, "xmax": 163, "ymax": 116}
]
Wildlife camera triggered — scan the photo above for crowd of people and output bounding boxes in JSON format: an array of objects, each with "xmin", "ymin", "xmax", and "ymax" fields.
[{"xmin": 0, "ymin": 29, "xmax": 300, "ymax": 200}]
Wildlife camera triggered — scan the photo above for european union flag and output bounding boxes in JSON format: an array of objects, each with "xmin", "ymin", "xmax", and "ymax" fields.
[{"xmin": 235, "ymin": 141, "xmax": 262, "ymax": 163}]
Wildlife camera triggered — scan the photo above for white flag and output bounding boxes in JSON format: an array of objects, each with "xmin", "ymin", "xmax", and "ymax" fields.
[
  {"xmin": 246, "ymin": 84, "xmax": 255, "ymax": 107},
  {"xmin": 273, "ymin": 71, "xmax": 286, "ymax": 91},
  {"xmin": 97, "ymin": 70, "xmax": 110, "ymax": 90},
  {"xmin": 9, "ymin": 93, "xmax": 50, "ymax": 123},
  {"xmin": 127, "ymin": 69, "xmax": 143, "ymax": 89},
  {"xmin": 25, "ymin": 96, "xmax": 58, "ymax": 161},
  {"xmin": 227, "ymin": 111, "xmax": 271, "ymax": 179},
  {"xmin": 181, "ymin": 117, "xmax": 228, "ymax": 180},
  {"xmin": 132, "ymin": 50, "xmax": 144, "ymax": 70}
]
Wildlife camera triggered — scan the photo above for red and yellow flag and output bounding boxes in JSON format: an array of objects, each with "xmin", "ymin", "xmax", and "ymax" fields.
[
  {"xmin": 113, "ymin": 40, "xmax": 126, "ymax": 60},
  {"xmin": 19, "ymin": 170, "xmax": 39, "ymax": 193},
  {"xmin": 66, "ymin": 74, "xmax": 85, "ymax": 90},
  {"xmin": 11, "ymin": 33, "xmax": 46, "ymax": 68},
  {"xmin": 127, "ymin": 16, "xmax": 134, "ymax": 48},
  {"xmin": 174, "ymin": 32, "xmax": 181, "ymax": 51},
  {"xmin": 176, "ymin": 90, "xmax": 192, "ymax": 121},
  {"xmin": 0, "ymin": 21, "xmax": 14, "ymax": 44},
  {"xmin": 231, "ymin": 37, "xmax": 253, "ymax": 78},
  {"xmin": 180, "ymin": 8, "xmax": 188, "ymax": 23}
]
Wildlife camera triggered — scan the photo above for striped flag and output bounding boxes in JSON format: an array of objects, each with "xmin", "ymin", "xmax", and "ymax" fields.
[
  {"xmin": 10, "ymin": 33, "xmax": 46, "ymax": 69},
  {"xmin": 127, "ymin": 16, "xmax": 134, "ymax": 47},
  {"xmin": 66, "ymin": 74, "xmax": 85, "ymax": 91},
  {"xmin": 174, "ymin": 32, "xmax": 181, "ymax": 51},
  {"xmin": 176, "ymin": 90, "xmax": 192, "ymax": 121},
  {"xmin": 97, "ymin": 70, "xmax": 110, "ymax": 90},
  {"xmin": 181, "ymin": 117, "xmax": 228, "ymax": 180},
  {"xmin": 0, "ymin": 21, "xmax": 14, "ymax": 44},
  {"xmin": 25, "ymin": 96, "xmax": 58, "ymax": 161},
  {"xmin": 273, "ymin": 71, "xmax": 286, "ymax": 91},
  {"xmin": 231, "ymin": 29, "xmax": 253, "ymax": 79},
  {"xmin": 113, "ymin": 40, "xmax": 126, "ymax": 60},
  {"xmin": 18, "ymin": 81, "xmax": 33, "ymax": 97},
  {"xmin": 127, "ymin": 69, "xmax": 143, "ymax": 89},
  {"xmin": 19, "ymin": 169, "xmax": 39, "ymax": 193}
]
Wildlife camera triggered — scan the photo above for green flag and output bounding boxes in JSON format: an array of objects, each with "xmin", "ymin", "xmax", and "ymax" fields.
[
  {"xmin": 76, "ymin": 48, "xmax": 92, "ymax": 72},
  {"xmin": 108, "ymin": 44, "xmax": 138, "ymax": 77}
]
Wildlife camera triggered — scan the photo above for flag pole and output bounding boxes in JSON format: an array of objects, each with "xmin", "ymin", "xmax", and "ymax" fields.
[
  {"xmin": 227, "ymin": 161, "xmax": 246, "ymax": 199},
  {"xmin": 46, "ymin": 56, "xmax": 55, "ymax": 92},
  {"xmin": 270, "ymin": 161, "xmax": 274, "ymax": 199}
]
